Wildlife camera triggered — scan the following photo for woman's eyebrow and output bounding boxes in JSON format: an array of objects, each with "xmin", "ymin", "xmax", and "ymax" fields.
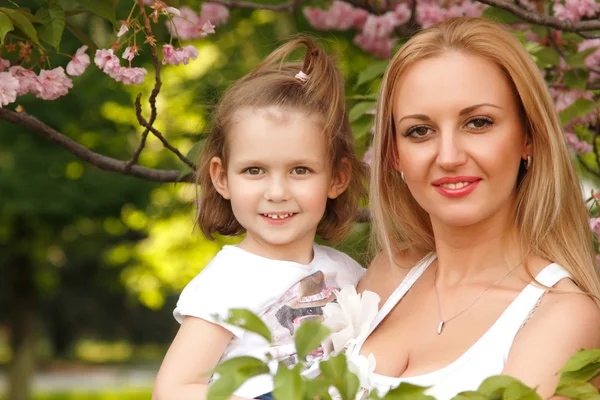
[{"xmin": 459, "ymin": 103, "xmax": 503, "ymax": 116}]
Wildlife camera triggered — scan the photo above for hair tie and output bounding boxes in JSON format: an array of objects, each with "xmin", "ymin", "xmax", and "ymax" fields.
[{"xmin": 295, "ymin": 71, "xmax": 309, "ymax": 82}]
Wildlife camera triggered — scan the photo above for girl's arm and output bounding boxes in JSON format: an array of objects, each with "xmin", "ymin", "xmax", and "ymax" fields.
[
  {"xmin": 152, "ymin": 316, "xmax": 251, "ymax": 400},
  {"xmin": 502, "ymin": 282, "xmax": 600, "ymax": 398}
]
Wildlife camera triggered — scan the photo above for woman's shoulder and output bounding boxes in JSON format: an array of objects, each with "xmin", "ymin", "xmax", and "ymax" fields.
[{"xmin": 357, "ymin": 248, "xmax": 429, "ymax": 304}]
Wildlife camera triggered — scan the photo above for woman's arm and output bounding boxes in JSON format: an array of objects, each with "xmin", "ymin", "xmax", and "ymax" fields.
[
  {"xmin": 503, "ymin": 282, "xmax": 600, "ymax": 398},
  {"xmin": 152, "ymin": 316, "xmax": 250, "ymax": 400}
]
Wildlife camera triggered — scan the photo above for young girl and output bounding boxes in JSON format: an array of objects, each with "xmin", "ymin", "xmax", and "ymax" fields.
[{"xmin": 152, "ymin": 37, "xmax": 367, "ymax": 400}]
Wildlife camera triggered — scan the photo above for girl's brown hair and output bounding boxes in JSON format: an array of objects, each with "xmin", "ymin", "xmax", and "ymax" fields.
[
  {"xmin": 197, "ymin": 36, "xmax": 366, "ymax": 242},
  {"xmin": 371, "ymin": 16, "xmax": 600, "ymax": 299}
]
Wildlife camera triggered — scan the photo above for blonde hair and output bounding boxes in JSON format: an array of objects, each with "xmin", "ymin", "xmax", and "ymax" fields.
[
  {"xmin": 197, "ymin": 36, "xmax": 367, "ymax": 242},
  {"xmin": 370, "ymin": 16, "xmax": 600, "ymax": 299}
]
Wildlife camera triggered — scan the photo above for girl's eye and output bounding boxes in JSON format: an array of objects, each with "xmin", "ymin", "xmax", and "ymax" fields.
[
  {"xmin": 244, "ymin": 167, "xmax": 264, "ymax": 175},
  {"xmin": 405, "ymin": 126, "xmax": 433, "ymax": 138},
  {"xmin": 291, "ymin": 167, "xmax": 310, "ymax": 175},
  {"xmin": 466, "ymin": 117, "xmax": 493, "ymax": 130}
]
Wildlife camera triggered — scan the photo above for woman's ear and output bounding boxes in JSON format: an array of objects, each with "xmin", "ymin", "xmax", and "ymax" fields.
[
  {"xmin": 521, "ymin": 133, "xmax": 533, "ymax": 161},
  {"xmin": 209, "ymin": 157, "xmax": 230, "ymax": 200},
  {"xmin": 328, "ymin": 158, "xmax": 352, "ymax": 199}
]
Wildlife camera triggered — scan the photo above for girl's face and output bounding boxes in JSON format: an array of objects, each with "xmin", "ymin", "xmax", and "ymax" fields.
[
  {"xmin": 210, "ymin": 106, "xmax": 347, "ymax": 260},
  {"xmin": 393, "ymin": 51, "xmax": 531, "ymax": 229}
]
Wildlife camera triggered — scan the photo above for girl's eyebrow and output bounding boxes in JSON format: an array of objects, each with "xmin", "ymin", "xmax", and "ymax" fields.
[{"xmin": 397, "ymin": 103, "xmax": 504, "ymax": 124}]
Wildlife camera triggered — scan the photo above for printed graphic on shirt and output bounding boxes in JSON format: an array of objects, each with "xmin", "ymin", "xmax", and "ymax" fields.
[{"xmin": 260, "ymin": 270, "xmax": 338, "ymax": 366}]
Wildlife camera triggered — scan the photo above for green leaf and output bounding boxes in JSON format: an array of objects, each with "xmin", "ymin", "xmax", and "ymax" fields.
[
  {"xmin": 226, "ymin": 308, "xmax": 272, "ymax": 343},
  {"xmin": 207, "ymin": 356, "xmax": 270, "ymax": 400},
  {"xmin": 531, "ymin": 47, "xmax": 560, "ymax": 68},
  {"xmin": 566, "ymin": 47, "xmax": 599, "ymax": 68},
  {"xmin": 352, "ymin": 117, "xmax": 374, "ymax": 140},
  {"xmin": 384, "ymin": 382, "xmax": 434, "ymax": 400},
  {"xmin": 482, "ymin": 7, "xmax": 524, "ymax": 24},
  {"xmin": 503, "ymin": 381, "xmax": 541, "ymax": 400},
  {"xmin": 563, "ymin": 69, "xmax": 590, "ymax": 90},
  {"xmin": 294, "ymin": 319, "xmax": 330, "ymax": 360},
  {"xmin": 355, "ymin": 60, "xmax": 389, "ymax": 88},
  {"xmin": 477, "ymin": 375, "xmax": 523, "ymax": 399},
  {"xmin": 65, "ymin": 21, "xmax": 97, "ymax": 53},
  {"xmin": 559, "ymin": 99, "xmax": 599, "ymax": 126},
  {"xmin": 349, "ymin": 101, "xmax": 376, "ymax": 123},
  {"xmin": 0, "ymin": 8, "xmax": 40, "ymax": 45},
  {"xmin": 36, "ymin": 5, "xmax": 65, "ymax": 50},
  {"xmin": 0, "ymin": 12, "xmax": 14, "ymax": 45},
  {"xmin": 304, "ymin": 377, "xmax": 332, "ymax": 400},
  {"xmin": 177, "ymin": 138, "xmax": 205, "ymax": 181},
  {"xmin": 559, "ymin": 362, "xmax": 600, "ymax": 386},
  {"xmin": 451, "ymin": 391, "xmax": 488, "ymax": 400},
  {"xmin": 73, "ymin": 0, "xmax": 117, "ymax": 25},
  {"xmin": 319, "ymin": 353, "xmax": 360, "ymax": 400},
  {"xmin": 273, "ymin": 363, "xmax": 305, "ymax": 400},
  {"xmin": 555, "ymin": 381, "xmax": 600, "ymax": 400}
]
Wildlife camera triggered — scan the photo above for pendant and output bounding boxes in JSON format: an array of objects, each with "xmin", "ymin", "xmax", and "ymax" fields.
[{"xmin": 437, "ymin": 320, "xmax": 445, "ymax": 335}]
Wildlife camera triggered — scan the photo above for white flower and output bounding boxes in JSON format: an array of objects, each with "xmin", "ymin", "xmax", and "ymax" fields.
[
  {"xmin": 117, "ymin": 23, "xmax": 129, "ymax": 37},
  {"xmin": 165, "ymin": 6, "xmax": 181, "ymax": 16},
  {"xmin": 322, "ymin": 286, "xmax": 380, "ymax": 356},
  {"xmin": 348, "ymin": 353, "xmax": 377, "ymax": 395}
]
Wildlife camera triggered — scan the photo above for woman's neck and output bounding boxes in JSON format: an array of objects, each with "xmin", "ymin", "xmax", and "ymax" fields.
[{"xmin": 431, "ymin": 209, "xmax": 522, "ymax": 287}]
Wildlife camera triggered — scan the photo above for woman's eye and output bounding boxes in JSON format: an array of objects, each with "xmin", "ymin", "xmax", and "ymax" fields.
[
  {"xmin": 291, "ymin": 167, "xmax": 310, "ymax": 175},
  {"xmin": 244, "ymin": 167, "xmax": 264, "ymax": 175},
  {"xmin": 466, "ymin": 117, "xmax": 493, "ymax": 130},
  {"xmin": 405, "ymin": 126, "xmax": 433, "ymax": 138}
]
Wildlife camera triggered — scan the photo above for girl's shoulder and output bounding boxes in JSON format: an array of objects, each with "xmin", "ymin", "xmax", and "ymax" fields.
[{"xmin": 313, "ymin": 244, "xmax": 366, "ymax": 285}]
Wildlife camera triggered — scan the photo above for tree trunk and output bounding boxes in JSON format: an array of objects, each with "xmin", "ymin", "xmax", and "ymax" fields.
[{"xmin": 6, "ymin": 221, "xmax": 37, "ymax": 400}]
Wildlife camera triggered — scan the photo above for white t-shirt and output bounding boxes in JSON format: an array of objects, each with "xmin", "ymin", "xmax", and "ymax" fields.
[{"xmin": 174, "ymin": 243, "xmax": 365, "ymax": 398}]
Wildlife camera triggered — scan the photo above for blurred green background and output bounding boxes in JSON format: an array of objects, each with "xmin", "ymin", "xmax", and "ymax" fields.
[{"xmin": 0, "ymin": 0, "xmax": 374, "ymax": 398}]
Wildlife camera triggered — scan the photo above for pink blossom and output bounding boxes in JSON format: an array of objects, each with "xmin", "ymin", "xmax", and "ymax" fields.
[
  {"xmin": 303, "ymin": 1, "xmax": 368, "ymax": 31},
  {"xmin": 162, "ymin": 44, "xmax": 199, "ymax": 65},
  {"xmin": 354, "ymin": 33, "xmax": 394, "ymax": 59},
  {"xmin": 565, "ymin": 132, "xmax": 593, "ymax": 153},
  {"xmin": 0, "ymin": 71, "xmax": 19, "ymax": 107},
  {"xmin": 9, "ymin": 66, "xmax": 42, "ymax": 96},
  {"xmin": 200, "ymin": 2, "xmax": 229, "ymax": 25},
  {"xmin": 201, "ymin": 21, "xmax": 216, "ymax": 36},
  {"xmin": 589, "ymin": 217, "xmax": 600, "ymax": 238},
  {"xmin": 362, "ymin": 12, "xmax": 400, "ymax": 39},
  {"xmin": 117, "ymin": 22, "xmax": 129, "ymax": 37},
  {"xmin": 122, "ymin": 47, "xmax": 135, "ymax": 61},
  {"xmin": 66, "ymin": 45, "xmax": 90, "ymax": 76},
  {"xmin": 0, "ymin": 58, "xmax": 9, "ymax": 71},
  {"xmin": 579, "ymin": 39, "xmax": 600, "ymax": 80},
  {"xmin": 95, "ymin": 49, "xmax": 122, "ymax": 77},
  {"xmin": 35, "ymin": 67, "xmax": 73, "ymax": 100},
  {"xmin": 554, "ymin": 0, "xmax": 599, "ymax": 21},
  {"xmin": 115, "ymin": 67, "xmax": 148, "ymax": 85},
  {"xmin": 143, "ymin": 0, "xmax": 154, "ymax": 4},
  {"xmin": 416, "ymin": 2, "xmax": 445, "ymax": 28},
  {"xmin": 166, "ymin": 6, "xmax": 181, "ymax": 16},
  {"xmin": 394, "ymin": 3, "xmax": 411, "ymax": 23},
  {"xmin": 362, "ymin": 146, "xmax": 373, "ymax": 166}
]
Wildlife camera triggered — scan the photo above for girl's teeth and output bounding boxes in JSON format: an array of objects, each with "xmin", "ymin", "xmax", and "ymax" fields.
[
  {"xmin": 264, "ymin": 213, "xmax": 291, "ymax": 219},
  {"xmin": 441, "ymin": 182, "xmax": 469, "ymax": 189}
]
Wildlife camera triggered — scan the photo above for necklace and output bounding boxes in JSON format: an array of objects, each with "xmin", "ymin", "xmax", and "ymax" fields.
[{"xmin": 433, "ymin": 263, "xmax": 520, "ymax": 335}]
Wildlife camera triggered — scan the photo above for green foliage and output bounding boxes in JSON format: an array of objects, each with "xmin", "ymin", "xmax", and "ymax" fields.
[
  {"xmin": 559, "ymin": 99, "xmax": 599, "ymax": 126},
  {"xmin": 0, "ymin": 7, "xmax": 41, "ymax": 45},
  {"xmin": 207, "ymin": 356, "xmax": 270, "ymax": 399},
  {"xmin": 36, "ymin": 3, "xmax": 66, "ymax": 50},
  {"xmin": 226, "ymin": 308, "xmax": 273, "ymax": 343},
  {"xmin": 482, "ymin": 6, "xmax": 524, "ymax": 24},
  {"xmin": 294, "ymin": 319, "xmax": 330, "ymax": 360},
  {"xmin": 273, "ymin": 363, "xmax": 306, "ymax": 400},
  {"xmin": 0, "ymin": 12, "xmax": 14, "ymax": 44}
]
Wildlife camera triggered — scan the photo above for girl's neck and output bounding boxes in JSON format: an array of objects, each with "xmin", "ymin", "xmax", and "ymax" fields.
[{"xmin": 237, "ymin": 234, "xmax": 315, "ymax": 264}]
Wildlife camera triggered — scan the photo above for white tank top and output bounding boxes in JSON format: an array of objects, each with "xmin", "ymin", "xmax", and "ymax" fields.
[{"xmin": 348, "ymin": 253, "xmax": 572, "ymax": 400}]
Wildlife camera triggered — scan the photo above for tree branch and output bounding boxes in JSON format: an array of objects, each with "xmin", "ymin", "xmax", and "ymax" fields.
[
  {"xmin": 477, "ymin": 0, "xmax": 600, "ymax": 32},
  {"xmin": 209, "ymin": 0, "xmax": 297, "ymax": 12},
  {"xmin": 0, "ymin": 108, "xmax": 193, "ymax": 183}
]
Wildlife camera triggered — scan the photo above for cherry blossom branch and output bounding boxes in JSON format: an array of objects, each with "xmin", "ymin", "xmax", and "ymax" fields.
[
  {"xmin": 0, "ymin": 108, "xmax": 193, "ymax": 183},
  {"xmin": 477, "ymin": 0, "xmax": 600, "ymax": 35}
]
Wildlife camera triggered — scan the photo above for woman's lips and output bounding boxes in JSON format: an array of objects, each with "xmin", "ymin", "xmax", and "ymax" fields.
[{"xmin": 432, "ymin": 177, "xmax": 481, "ymax": 198}]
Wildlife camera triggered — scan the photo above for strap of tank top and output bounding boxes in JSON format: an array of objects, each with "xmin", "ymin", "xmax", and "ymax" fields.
[
  {"xmin": 484, "ymin": 263, "xmax": 572, "ymax": 349},
  {"xmin": 369, "ymin": 253, "xmax": 438, "ymax": 331}
]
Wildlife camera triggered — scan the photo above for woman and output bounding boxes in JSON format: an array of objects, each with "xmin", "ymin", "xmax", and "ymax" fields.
[{"xmin": 354, "ymin": 16, "xmax": 600, "ymax": 399}]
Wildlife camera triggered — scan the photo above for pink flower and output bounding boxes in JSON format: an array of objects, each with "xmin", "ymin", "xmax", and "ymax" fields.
[
  {"xmin": 117, "ymin": 22, "xmax": 129, "ymax": 37},
  {"xmin": 66, "ymin": 45, "xmax": 90, "ymax": 76},
  {"xmin": 362, "ymin": 12, "xmax": 400, "ymax": 39},
  {"xmin": 0, "ymin": 58, "xmax": 10, "ymax": 71},
  {"xmin": 9, "ymin": 66, "xmax": 42, "ymax": 96},
  {"xmin": 35, "ymin": 67, "xmax": 73, "ymax": 100},
  {"xmin": 416, "ymin": 2, "xmax": 445, "ymax": 28},
  {"xmin": 362, "ymin": 146, "xmax": 373, "ymax": 166},
  {"xmin": 116, "ymin": 67, "xmax": 148, "ymax": 85},
  {"xmin": 0, "ymin": 71, "xmax": 19, "ymax": 107},
  {"xmin": 200, "ymin": 3, "xmax": 229, "ymax": 25},
  {"xmin": 95, "ymin": 49, "xmax": 122, "ymax": 77},
  {"xmin": 354, "ymin": 33, "xmax": 394, "ymax": 59},
  {"xmin": 200, "ymin": 21, "xmax": 215, "ymax": 36},
  {"xmin": 579, "ymin": 39, "xmax": 600, "ymax": 80},
  {"xmin": 303, "ymin": 1, "xmax": 368, "ymax": 31},
  {"xmin": 122, "ymin": 47, "xmax": 135, "ymax": 61},
  {"xmin": 162, "ymin": 44, "xmax": 199, "ymax": 65},
  {"xmin": 165, "ymin": 6, "xmax": 181, "ymax": 16},
  {"xmin": 565, "ymin": 132, "xmax": 593, "ymax": 153},
  {"xmin": 589, "ymin": 217, "xmax": 600, "ymax": 238},
  {"xmin": 554, "ymin": 0, "xmax": 599, "ymax": 21}
]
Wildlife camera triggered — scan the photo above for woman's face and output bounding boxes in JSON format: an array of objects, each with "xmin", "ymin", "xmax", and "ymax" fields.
[{"xmin": 393, "ymin": 51, "xmax": 531, "ymax": 228}]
